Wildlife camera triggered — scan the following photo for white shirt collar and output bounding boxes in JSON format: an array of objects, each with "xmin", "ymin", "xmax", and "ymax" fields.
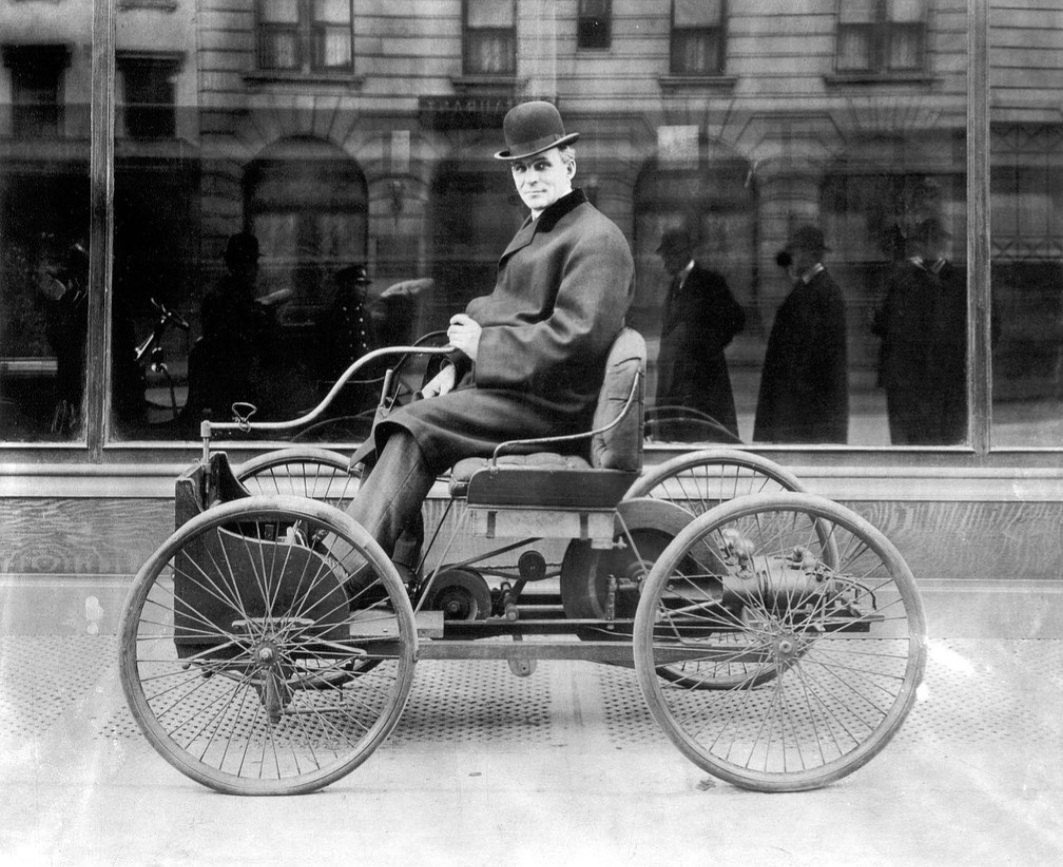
[{"xmin": 800, "ymin": 262, "xmax": 824, "ymax": 284}]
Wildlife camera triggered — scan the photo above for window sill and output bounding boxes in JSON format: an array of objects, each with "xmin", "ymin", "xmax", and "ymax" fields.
[
  {"xmin": 118, "ymin": 0, "xmax": 178, "ymax": 10},
  {"xmin": 450, "ymin": 75, "xmax": 525, "ymax": 95},
  {"xmin": 243, "ymin": 71, "xmax": 365, "ymax": 90},
  {"xmin": 824, "ymin": 72, "xmax": 936, "ymax": 87},
  {"xmin": 658, "ymin": 74, "xmax": 737, "ymax": 93}
]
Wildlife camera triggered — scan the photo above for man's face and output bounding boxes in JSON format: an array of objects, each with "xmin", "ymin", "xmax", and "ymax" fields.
[
  {"xmin": 659, "ymin": 246, "xmax": 690, "ymax": 276},
  {"xmin": 789, "ymin": 245, "xmax": 819, "ymax": 275},
  {"xmin": 510, "ymin": 147, "xmax": 573, "ymax": 217}
]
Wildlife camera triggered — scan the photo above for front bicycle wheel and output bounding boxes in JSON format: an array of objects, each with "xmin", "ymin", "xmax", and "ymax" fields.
[
  {"xmin": 119, "ymin": 495, "xmax": 416, "ymax": 795},
  {"xmin": 634, "ymin": 492, "xmax": 926, "ymax": 792}
]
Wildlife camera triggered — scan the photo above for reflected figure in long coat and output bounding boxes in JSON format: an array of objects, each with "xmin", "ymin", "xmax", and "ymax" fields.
[
  {"xmin": 654, "ymin": 227, "xmax": 745, "ymax": 440},
  {"xmin": 754, "ymin": 225, "xmax": 848, "ymax": 444}
]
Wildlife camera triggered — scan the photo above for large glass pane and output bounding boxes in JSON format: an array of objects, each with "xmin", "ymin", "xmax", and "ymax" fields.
[
  {"xmin": 990, "ymin": 4, "xmax": 1063, "ymax": 447},
  {"xmin": 0, "ymin": 33, "xmax": 89, "ymax": 440},
  {"xmin": 3, "ymin": 3, "xmax": 983, "ymax": 450}
]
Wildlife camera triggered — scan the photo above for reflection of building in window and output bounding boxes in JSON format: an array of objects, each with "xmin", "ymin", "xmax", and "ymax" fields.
[
  {"xmin": 578, "ymin": 0, "xmax": 612, "ymax": 50},
  {"xmin": 632, "ymin": 144, "xmax": 756, "ymax": 334},
  {"xmin": 244, "ymin": 138, "xmax": 368, "ymax": 310},
  {"xmin": 117, "ymin": 53, "xmax": 181, "ymax": 139},
  {"xmin": 990, "ymin": 124, "xmax": 1063, "ymax": 401},
  {"xmin": 836, "ymin": 0, "xmax": 927, "ymax": 74},
  {"xmin": 430, "ymin": 160, "xmax": 523, "ymax": 325},
  {"xmin": 464, "ymin": 0, "xmax": 516, "ymax": 75},
  {"xmin": 820, "ymin": 135, "xmax": 964, "ymax": 369},
  {"xmin": 671, "ymin": 0, "xmax": 726, "ymax": 75},
  {"xmin": 3, "ymin": 45, "xmax": 69, "ymax": 138},
  {"xmin": 256, "ymin": 0, "xmax": 353, "ymax": 73}
]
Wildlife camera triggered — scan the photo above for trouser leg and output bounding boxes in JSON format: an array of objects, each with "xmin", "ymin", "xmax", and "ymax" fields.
[{"xmin": 345, "ymin": 429, "xmax": 435, "ymax": 568}]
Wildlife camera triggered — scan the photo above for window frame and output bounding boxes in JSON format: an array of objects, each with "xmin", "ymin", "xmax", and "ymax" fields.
[
  {"xmin": 0, "ymin": 1, "xmax": 1047, "ymax": 471},
  {"xmin": 463, "ymin": 0, "xmax": 517, "ymax": 77},
  {"xmin": 835, "ymin": 0, "xmax": 929, "ymax": 77},
  {"xmin": 255, "ymin": 0, "xmax": 354, "ymax": 76},
  {"xmin": 577, "ymin": 0, "xmax": 612, "ymax": 50},
  {"xmin": 669, "ymin": 0, "xmax": 727, "ymax": 77},
  {"xmin": 116, "ymin": 52, "xmax": 182, "ymax": 140},
  {"xmin": 3, "ymin": 44, "xmax": 70, "ymax": 138}
]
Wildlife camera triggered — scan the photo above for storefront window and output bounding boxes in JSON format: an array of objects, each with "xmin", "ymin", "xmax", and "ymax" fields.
[
  {"xmin": 1, "ymin": 31, "xmax": 88, "ymax": 441},
  {"xmin": 990, "ymin": 26, "xmax": 1063, "ymax": 446},
  {"xmin": 2, "ymin": 2, "xmax": 1062, "ymax": 456}
]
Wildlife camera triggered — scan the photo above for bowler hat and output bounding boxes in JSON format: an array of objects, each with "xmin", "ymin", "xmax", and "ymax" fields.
[
  {"xmin": 656, "ymin": 227, "xmax": 695, "ymax": 254},
  {"xmin": 909, "ymin": 217, "xmax": 950, "ymax": 245},
  {"xmin": 224, "ymin": 232, "xmax": 260, "ymax": 265},
  {"xmin": 494, "ymin": 101, "xmax": 580, "ymax": 161},
  {"xmin": 784, "ymin": 225, "xmax": 830, "ymax": 254}
]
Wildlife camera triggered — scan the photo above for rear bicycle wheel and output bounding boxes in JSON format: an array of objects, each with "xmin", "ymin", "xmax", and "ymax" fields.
[
  {"xmin": 624, "ymin": 448, "xmax": 806, "ymax": 517},
  {"xmin": 622, "ymin": 451, "xmax": 816, "ymax": 689},
  {"xmin": 237, "ymin": 447, "xmax": 359, "ymax": 510},
  {"xmin": 634, "ymin": 492, "xmax": 926, "ymax": 792},
  {"xmin": 119, "ymin": 495, "xmax": 416, "ymax": 795}
]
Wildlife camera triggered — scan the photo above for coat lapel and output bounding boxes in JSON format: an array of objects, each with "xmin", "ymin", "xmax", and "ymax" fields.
[{"xmin": 498, "ymin": 189, "xmax": 589, "ymax": 263}]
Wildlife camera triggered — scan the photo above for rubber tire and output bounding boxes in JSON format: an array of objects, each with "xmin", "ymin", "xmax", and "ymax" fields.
[
  {"xmin": 119, "ymin": 495, "xmax": 416, "ymax": 795},
  {"xmin": 237, "ymin": 447, "xmax": 359, "ymax": 510},
  {"xmin": 633, "ymin": 492, "xmax": 927, "ymax": 792}
]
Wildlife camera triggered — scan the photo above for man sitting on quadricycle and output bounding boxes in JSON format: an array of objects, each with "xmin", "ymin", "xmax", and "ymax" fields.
[{"xmin": 343, "ymin": 101, "xmax": 635, "ymax": 583}]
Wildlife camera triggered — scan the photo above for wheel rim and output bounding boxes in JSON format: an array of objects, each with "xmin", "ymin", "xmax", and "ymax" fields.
[
  {"xmin": 119, "ymin": 496, "xmax": 415, "ymax": 795},
  {"xmin": 237, "ymin": 448, "xmax": 360, "ymax": 510},
  {"xmin": 634, "ymin": 493, "xmax": 927, "ymax": 792},
  {"xmin": 624, "ymin": 449, "xmax": 806, "ymax": 518}
]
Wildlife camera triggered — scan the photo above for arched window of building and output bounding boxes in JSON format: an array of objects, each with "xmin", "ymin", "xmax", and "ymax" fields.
[{"xmin": 244, "ymin": 136, "xmax": 368, "ymax": 311}]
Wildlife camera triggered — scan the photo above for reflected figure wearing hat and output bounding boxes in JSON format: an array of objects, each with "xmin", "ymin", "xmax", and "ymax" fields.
[
  {"xmin": 338, "ymin": 100, "xmax": 635, "ymax": 583},
  {"xmin": 317, "ymin": 264, "xmax": 429, "ymax": 414},
  {"xmin": 754, "ymin": 225, "xmax": 849, "ymax": 443},
  {"xmin": 654, "ymin": 227, "xmax": 745, "ymax": 439},
  {"xmin": 183, "ymin": 232, "xmax": 275, "ymax": 426},
  {"xmin": 871, "ymin": 218, "xmax": 967, "ymax": 444}
]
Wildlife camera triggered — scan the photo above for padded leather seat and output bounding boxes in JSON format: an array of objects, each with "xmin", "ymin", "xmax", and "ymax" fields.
[{"xmin": 447, "ymin": 327, "xmax": 646, "ymax": 511}]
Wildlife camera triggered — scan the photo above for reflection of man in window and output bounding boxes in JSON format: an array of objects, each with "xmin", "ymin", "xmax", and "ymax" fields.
[
  {"xmin": 654, "ymin": 227, "xmax": 745, "ymax": 440},
  {"xmin": 872, "ymin": 218, "xmax": 967, "ymax": 444},
  {"xmin": 184, "ymin": 233, "xmax": 275, "ymax": 426},
  {"xmin": 38, "ymin": 241, "xmax": 89, "ymax": 432},
  {"xmin": 317, "ymin": 265, "xmax": 431, "ymax": 415},
  {"xmin": 754, "ymin": 225, "xmax": 848, "ymax": 444}
]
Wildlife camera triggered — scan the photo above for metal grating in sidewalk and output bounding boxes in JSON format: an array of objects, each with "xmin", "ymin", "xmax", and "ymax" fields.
[
  {"xmin": 1, "ymin": 636, "xmax": 1060, "ymax": 752},
  {"xmin": 0, "ymin": 635, "xmax": 116, "ymax": 739},
  {"xmin": 388, "ymin": 660, "xmax": 554, "ymax": 745}
]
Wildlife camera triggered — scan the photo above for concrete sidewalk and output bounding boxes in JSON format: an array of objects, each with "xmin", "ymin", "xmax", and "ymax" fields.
[{"xmin": 1, "ymin": 626, "xmax": 1061, "ymax": 866}]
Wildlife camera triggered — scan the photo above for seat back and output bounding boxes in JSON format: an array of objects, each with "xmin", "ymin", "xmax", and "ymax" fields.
[{"xmin": 588, "ymin": 326, "xmax": 646, "ymax": 472}]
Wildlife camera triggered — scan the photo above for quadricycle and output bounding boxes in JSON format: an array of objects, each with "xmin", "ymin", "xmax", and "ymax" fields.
[{"xmin": 118, "ymin": 328, "xmax": 927, "ymax": 795}]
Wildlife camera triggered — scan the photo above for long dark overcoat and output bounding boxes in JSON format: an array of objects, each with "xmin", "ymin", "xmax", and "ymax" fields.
[
  {"xmin": 655, "ymin": 263, "xmax": 745, "ymax": 436},
  {"xmin": 871, "ymin": 258, "xmax": 967, "ymax": 444},
  {"xmin": 753, "ymin": 268, "xmax": 848, "ymax": 444},
  {"xmin": 359, "ymin": 189, "xmax": 635, "ymax": 473}
]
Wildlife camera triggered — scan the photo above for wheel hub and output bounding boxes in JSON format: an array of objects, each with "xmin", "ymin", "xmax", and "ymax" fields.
[{"xmin": 771, "ymin": 631, "xmax": 809, "ymax": 668}]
